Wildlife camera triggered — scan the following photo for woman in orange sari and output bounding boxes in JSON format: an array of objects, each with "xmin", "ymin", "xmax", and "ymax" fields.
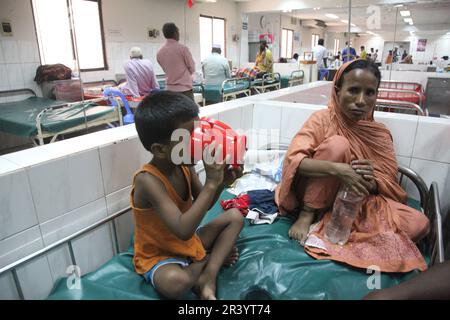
[{"xmin": 275, "ymin": 59, "xmax": 429, "ymax": 273}]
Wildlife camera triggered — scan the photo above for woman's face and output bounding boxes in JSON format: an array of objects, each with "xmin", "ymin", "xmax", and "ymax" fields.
[
  {"xmin": 336, "ymin": 68, "xmax": 378, "ymax": 121},
  {"xmin": 260, "ymin": 43, "xmax": 266, "ymax": 52}
]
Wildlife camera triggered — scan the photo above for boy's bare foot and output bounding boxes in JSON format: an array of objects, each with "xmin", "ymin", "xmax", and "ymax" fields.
[
  {"xmin": 195, "ymin": 272, "xmax": 217, "ymax": 300},
  {"xmin": 224, "ymin": 246, "xmax": 239, "ymax": 267},
  {"xmin": 288, "ymin": 210, "xmax": 315, "ymax": 245}
]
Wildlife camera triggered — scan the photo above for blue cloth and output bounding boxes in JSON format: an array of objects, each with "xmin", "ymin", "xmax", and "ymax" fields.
[
  {"xmin": 143, "ymin": 258, "xmax": 191, "ymax": 287},
  {"xmin": 247, "ymin": 189, "xmax": 278, "ymax": 215},
  {"xmin": 342, "ymin": 47, "xmax": 357, "ymax": 63}
]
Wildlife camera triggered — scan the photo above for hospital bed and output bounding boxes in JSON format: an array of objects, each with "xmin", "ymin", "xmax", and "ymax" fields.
[
  {"xmin": 375, "ymin": 99, "xmax": 427, "ymax": 116},
  {"xmin": 0, "ymin": 89, "xmax": 122, "ymax": 146},
  {"xmin": 156, "ymin": 76, "xmax": 205, "ymax": 107},
  {"xmin": 0, "ymin": 146, "xmax": 444, "ymax": 300},
  {"xmin": 280, "ymin": 70, "xmax": 304, "ymax": 88},
  {"xmin": 378, "ymin": 80, "xmax": 425, "ymax": 107},
  {"xmin": 203, "ymin": 77, "xmax": 251, "ymax": 103},
  {"xmin": 251, "ymin": 72, "xmax": 282, "ymax": 94}
]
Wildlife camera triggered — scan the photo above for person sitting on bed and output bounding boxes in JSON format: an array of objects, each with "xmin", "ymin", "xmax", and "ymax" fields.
[
  {"xmin": 201, "ymin": 44, "xmax": 231, "ymax": 86},
  {"xmin": 122, "ymin": 47, "xmax": 160, "ymax": 98},
  {"xmin": 255, "ymin": 40, "xmax": 273, "ymax": 75},
  {"xmin": 275, "ymin": 59, "xmax": 430, "ymax": 273},
  {"xmin": 132, "ymin": 91, "xmax": 244, "ymax": 300}
]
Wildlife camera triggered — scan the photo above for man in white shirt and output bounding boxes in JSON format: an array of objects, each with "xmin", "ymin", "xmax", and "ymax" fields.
[
  {"xmin": 201, "ymin": 44, "xmax": 231, "ymax": 86},
  {"xmin": 122, "ymin": 47, "xmax": 159, "ymax": 98},
  {"xmin": 312, "ymin": 39, "xmax": 327, "ymax": 69}
]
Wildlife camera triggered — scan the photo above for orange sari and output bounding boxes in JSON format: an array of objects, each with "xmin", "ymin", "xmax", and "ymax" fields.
[{"xmin": 275, "ymin": 59, "xmax": 429, "ymax": 272}]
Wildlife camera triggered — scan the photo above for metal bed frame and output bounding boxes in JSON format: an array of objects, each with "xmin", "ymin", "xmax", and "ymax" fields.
[
  {"xmin": 252, "ymin": 72, "xmax": 282, "ymax": 94},
  {"xmin": 221, "ymin": 77, "xmax": 252, "ymax": 102},
  {"xmin": 0, "ymin": 88, "xmax": 123, "ymax": 146},
  {"xmin": 375, "ymin": 99, "xmax": 427, "ymax": 116},
  {"xmin": 379, "ymin": 80, "xmax": 424, "ymax": 93},
  {"xmin": 193, "ymin": 83, "xmax": 206, "ymax": 107},
  {"xmin": 0, "ymin": 148, "xmax": 445, "ymax": 299},
  {"xmin": 377, "ymin": 88, "xmax": 423, "ymax": 107},
  {"xmin": 287, "ymin": 70, "xmax": 305, "ymax": 87}
]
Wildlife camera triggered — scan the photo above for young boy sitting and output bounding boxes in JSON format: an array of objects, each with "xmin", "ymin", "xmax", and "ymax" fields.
[{"xmin": 132, "ymin": 91, "xmax": 244, "ymax": 300}]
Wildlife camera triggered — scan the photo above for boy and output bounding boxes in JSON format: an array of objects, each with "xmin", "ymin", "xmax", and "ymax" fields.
[{"xmin": 132, "ymin": 91, "xmax": 244, "ymax": 300}]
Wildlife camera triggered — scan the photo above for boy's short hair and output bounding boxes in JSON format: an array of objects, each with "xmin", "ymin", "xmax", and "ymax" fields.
[
  {"xmin": 135, "ymin": 91, "xmax": 199, "ymax": 151},
  {"xmin": 162, "ymin": 23, "xmax": 178, "ymax": 39}
]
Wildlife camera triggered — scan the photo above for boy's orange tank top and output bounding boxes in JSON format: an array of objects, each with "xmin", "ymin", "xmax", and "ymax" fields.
[{"xmin": 130, "ymin": 163, "xmax": 206, "ymax": 275}]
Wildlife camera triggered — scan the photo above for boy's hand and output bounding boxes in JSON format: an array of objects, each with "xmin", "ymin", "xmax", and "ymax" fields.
[
  {"xmin": 222, "ymin": 165, "xmax": 244, "ymax": 187},
  {"xmin": 203, "ymin": 141, "xmax": 228, "ymax": 188}
]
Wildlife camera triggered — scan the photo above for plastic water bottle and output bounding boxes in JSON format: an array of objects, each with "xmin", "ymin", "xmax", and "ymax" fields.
[{"xmin": 325, "ymin": 185, "xmax": 364, "ymax": 245}]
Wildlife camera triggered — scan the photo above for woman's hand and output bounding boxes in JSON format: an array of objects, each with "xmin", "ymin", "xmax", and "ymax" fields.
[
  {"xmin": 333, "ymin": 163, "xmax": 372, "ymax": 196},
  {"xmin": 351, "ymin": 160, "xmax": 378, "ymax": 194}
]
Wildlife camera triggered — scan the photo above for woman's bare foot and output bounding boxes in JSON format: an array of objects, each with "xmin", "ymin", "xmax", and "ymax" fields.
[
  {"xmin": 195, "ymin": 272, "xmax": 217, "ymax": 300},
  {"xmin": 224, "ymin": 246, "xmax": 239, "ymax": 267},
  {"xmin": 288, "ymin": 210, "xmax": 315, "ymax": 245}
]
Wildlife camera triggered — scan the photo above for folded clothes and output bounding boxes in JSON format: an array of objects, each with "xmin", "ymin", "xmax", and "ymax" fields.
[
  {"xmin": 246, "ymin": 208, "xmax": 278, "ymax": 225},
  {"xmin": 220, "ymin": 193, "xmax": 249, "ymax": 216},
  {"xmin": 247, "ymin": 189, "xmax": 278, "ymax": 215}
]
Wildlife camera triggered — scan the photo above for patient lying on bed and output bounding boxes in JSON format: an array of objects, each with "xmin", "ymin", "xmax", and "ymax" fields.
[{"xmin": 131, "ymin": 91, "xmax": 244, "ymax": 300}]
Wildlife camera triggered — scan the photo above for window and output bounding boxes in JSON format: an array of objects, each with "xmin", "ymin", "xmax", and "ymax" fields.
[
  {"xmin": 281, "ymin": 29, "xmax": 293, "ymax": 58},
  {"xmin": 32, "ymin": 0, "xmax": 107, "ymax": 71},
  {"xmin": 199, "ymin": 15, "xmax": 226, "ymax": 62},
  {"xmin": 311, "ymin": 34, "xmax": 320, "ymax": 48},
  {"xmin": 334, "ymin": 39, "xmax": 340, "ymax": 55}
]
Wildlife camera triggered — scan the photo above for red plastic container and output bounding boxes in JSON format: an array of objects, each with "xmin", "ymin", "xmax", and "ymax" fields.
[{"xmin": 190, "ymin": 117, "xmax": 247, "ymax": 167}]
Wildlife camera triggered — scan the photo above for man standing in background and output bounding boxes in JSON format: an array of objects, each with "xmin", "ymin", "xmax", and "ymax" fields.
[
  {"xmin": 157, "ymin": 22, "xmax": 196, "ymax": 101},
  {"xmin": 312, "ymin": 39, "xmax": 327, "ymax": 69},
  {"xmin": 360, "ymin": 46, "xmax": 367, "ymax": 59},
  {"xmin": 342, "ymin": 41, "xmax": 357, "ymax": 63}
]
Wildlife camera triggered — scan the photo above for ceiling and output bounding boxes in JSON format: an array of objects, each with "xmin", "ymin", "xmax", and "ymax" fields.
[
  {"xmin": 241, "ymin": 0, "xmax": 450, "ymax": 34},
  {"xmin": 190, "ymin": 0, "xmax": 450, "ymax": 35}
]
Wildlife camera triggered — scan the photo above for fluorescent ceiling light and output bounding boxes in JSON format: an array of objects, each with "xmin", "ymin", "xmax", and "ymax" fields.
[
  {"xmin": 409, "ymin": 21, "xmax": 414, "ymax": 25},
  {"xmin": 367, "ymin": 31, "xmax": 375, "ymax": 35},
  {"xmin": 340, "ymin": 19, "xmax": 356, "ymax": 27},
  {"xmin": 400, "ymin": 10, "xmax": 410, "ymax": 17},
  {"xmin": 394, "ymin": 4, "xmax": 404, "ymax": 8},
  {"xmin": 325, "ymin": 13, "xmax": 339, "ymax": 19},
  {"xmin": 403, "ymin": 18, "xmax": 413, "ymax": 23}
]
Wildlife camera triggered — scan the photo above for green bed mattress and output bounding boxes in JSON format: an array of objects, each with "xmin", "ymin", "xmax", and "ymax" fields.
[
  {"xmin": 47, "ymin": 191, "xmax": 423, "ymax": 300},
  {"xmin": 0, "ymin": 97, "xmax": 116, "ymax": 137}
]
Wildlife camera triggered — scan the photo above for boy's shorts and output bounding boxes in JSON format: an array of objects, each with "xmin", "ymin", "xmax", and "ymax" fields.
[
  {"xmin": 143, "ymin": 227, "xmax": 204, "ymax": 287},
  {"xmin": 143, "ymin": 258, "xmax": 192, "ymax": 287}
]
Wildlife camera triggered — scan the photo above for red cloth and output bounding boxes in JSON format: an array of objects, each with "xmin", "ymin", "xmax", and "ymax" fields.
[
  {"xmin": 187, "ymin": 0, "xmax": 193, "ymax": 8},
  {"xmin": 220, "ymin": 194, "xmax": 249, "ymax": 216}
]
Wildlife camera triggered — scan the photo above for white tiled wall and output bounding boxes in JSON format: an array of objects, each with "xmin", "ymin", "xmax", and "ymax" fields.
[
  {"xmin": 99, "ymin": 137, "xmax": 149, "ymax": 195},
  {"xmin": 413, "ymin": 116, "xmax": 450, "ymax": 163},
  {"xmin": 374, "ymin": 112, "xmax": 419, "ymax": 158},
  {"xmin": 27, "ymin": 149, "xmax": 105, "ymax": 224},
  {"xmin": 0, "ymin": 168, "xmax": 38, "ymax": 241},
  {"xmin": 0, "ymin": 40, "xmax": 41, "ymax": 100}
]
